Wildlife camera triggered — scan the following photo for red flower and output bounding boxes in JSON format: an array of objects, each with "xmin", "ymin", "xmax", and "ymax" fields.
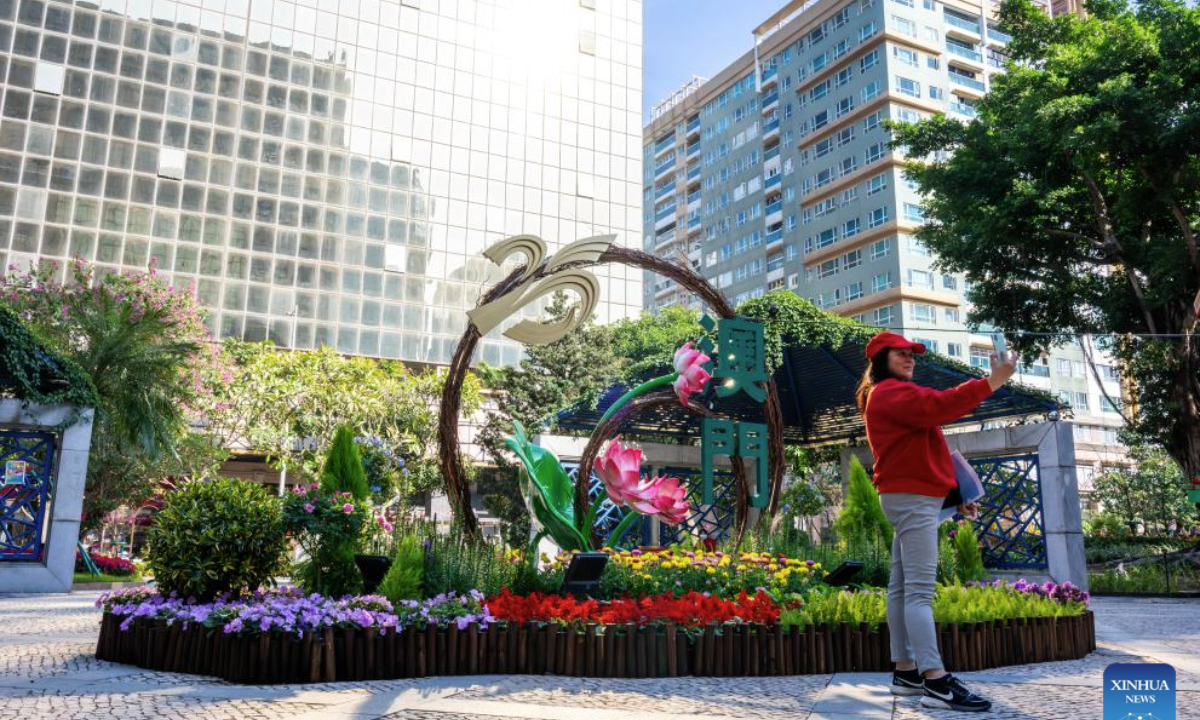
[{"xmin": 484, "ymin": 589, "xmax": 780, "ymax": 629}]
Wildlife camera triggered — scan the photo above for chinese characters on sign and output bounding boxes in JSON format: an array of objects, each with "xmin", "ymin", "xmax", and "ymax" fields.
[{"xmin": 698, "ymin": 315, "xmax": 770, "ymax": 508}]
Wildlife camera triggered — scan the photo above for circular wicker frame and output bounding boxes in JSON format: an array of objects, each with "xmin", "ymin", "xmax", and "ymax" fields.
[{"xmin": 437, "ymin": 246, "xmax": 786, "ymax": 541}]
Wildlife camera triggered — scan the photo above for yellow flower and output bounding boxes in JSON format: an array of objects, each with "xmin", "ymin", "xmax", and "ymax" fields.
[
  {"xmin": 736, "ymin": 564, "xmax": 747, "ymax": 572},
  {"xmin": 767, "ymin": 564, "xmax": 779, "ymax": 572},
  {"xmin": 799, "ymin": 566, "xmax": 810, "ymax": 574},
  {"xmin": 642, "ymin": 573, "xmax": 652, "ymax": 580},
  {"xmin": 706, "ymin": 567, "xmax": 716, "ymax": 575}
]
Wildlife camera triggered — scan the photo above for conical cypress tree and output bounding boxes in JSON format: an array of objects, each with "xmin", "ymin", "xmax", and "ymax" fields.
[
  {"xmin": 834, "ymin": 456, "xmax": 894, "ymax": 546},
  {"xmin": 320, "ymin": 425, "xmax": 369, "ymax": 500}
]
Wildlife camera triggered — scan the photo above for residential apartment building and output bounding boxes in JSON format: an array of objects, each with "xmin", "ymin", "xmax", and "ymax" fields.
[
  {"xmin": 0, "ymin": 0, "xmax": 644, "ymax": 368},
  {"xmin": 643, "ymin": 0, "xmax": 1127, "ymax": 488}
]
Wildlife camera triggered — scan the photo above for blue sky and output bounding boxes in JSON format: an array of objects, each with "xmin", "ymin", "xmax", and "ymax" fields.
[{"xmin": 642, "ymin": 0, "xmax": 789, "ymax": 123}]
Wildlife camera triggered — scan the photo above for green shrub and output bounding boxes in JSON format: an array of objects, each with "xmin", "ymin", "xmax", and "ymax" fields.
[
  {"xmin": 146, "ymin": 478, "xmax": 287, "ymax": 600},
  {"xmin": 952, "ymin": 522, "xmax": 987, "ymax": 583},
  {"xmin": 378, "ymin": 534, "xmax": 424, "ymax": 603},
  {"xmin": 781, "ymin": 585, "xmax": 1088, "ymax": 628},
  {"xmin": 834, "ymin": 456, "xmax": 893, "ymax": 547},
  {"xmin": 421, "ymin": 531, "xmax": 516, "ymax": 598}
]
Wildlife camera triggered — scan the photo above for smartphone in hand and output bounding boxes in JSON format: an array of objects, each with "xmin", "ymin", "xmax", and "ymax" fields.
[{"xmin": 989, "ymin": 332, "xmax": 1007, "ymax": 357}]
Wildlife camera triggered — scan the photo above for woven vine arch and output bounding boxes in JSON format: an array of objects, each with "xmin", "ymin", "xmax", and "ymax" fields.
[{"xmin": 437, "ymin": 242, "xmax": 787, "ymax": 542}]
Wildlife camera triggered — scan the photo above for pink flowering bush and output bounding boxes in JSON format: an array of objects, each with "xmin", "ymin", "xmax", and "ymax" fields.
[
  {"xmin": 282, "ymin": 484, "xmax": 368, "ymax": 595},
  {"xmin": 1, "ymin": 257, "xmax": 230, "ymax": 532}
]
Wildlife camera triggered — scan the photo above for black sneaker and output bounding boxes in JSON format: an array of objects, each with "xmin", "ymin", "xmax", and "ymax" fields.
[
  {"xmin": 921, "ymin": 673, "xmax": 992, "ymax": 712},
  {"xmin": 890, "ymin": 668, "xmax": 924, "ymax": 696}
]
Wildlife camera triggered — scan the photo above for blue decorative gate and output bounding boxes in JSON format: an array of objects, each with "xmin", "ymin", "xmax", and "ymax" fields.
[
  {"xmin": 967, "ymin": 453, "xmax": 1048, "ymax": 570},
  {"xmin": 0, "ymin": 428, "xmax": 59, "ymax": 562}
]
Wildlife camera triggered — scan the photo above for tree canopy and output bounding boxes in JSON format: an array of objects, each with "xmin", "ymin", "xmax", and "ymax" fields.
[{"xmin": 891, "ymin": 0, "xmax": 1200, "ymax": 483}]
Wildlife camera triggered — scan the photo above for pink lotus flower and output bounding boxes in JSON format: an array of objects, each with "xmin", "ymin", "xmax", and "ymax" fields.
[
  {"xmin": 595, "ymin": 438, "xmax": 655, "ymax": 506},
  {"xmin": 672, "ymin": 342, "xmax": 711, "ymax": 405},
  {"xmin": 630, "ymin": 476, "xmax": 691, "ymax": 525}
]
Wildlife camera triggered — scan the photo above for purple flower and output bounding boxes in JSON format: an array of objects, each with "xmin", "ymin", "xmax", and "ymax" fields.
[
  {"xmin": 304, "ymin": 503, "xmax": 315, "ymax": 513},
  {"xmin": 342, "ymin": 503, "xmax": 354, "ymax": 514}
]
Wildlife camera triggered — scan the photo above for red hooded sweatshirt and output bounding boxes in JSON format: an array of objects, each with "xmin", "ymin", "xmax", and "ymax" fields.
[{"xmin": 864, "ymin": 377, "xmax": 993, "ymax": 497}]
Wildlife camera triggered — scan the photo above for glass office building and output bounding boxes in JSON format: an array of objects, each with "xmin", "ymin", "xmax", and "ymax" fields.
[{"xmin": 0, "ymin": 0, "xmax": 644, "ymax": 366}]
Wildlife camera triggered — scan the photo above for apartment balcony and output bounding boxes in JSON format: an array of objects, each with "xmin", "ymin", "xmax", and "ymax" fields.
[
  {"xmin": 654, "ymin": 181, "xmax": 676, "ymax": 201},
  {"xmin": 944, "ymin": 13, "xmax": 982, "ymax": 38},
  {"xmin": 765, "ymin": 201, "xmax": 783, "ymax": 223},
  {"xmin": 949, "ymin": 73, "xmax": 987, "ymax": 95},
  {"xmin": 764, "ymin": 145, "xmax": 781, "ymax": 163},
  {"xmin": 764, "ymin": 116, "xmax": 780, "ymax": 137},
  {"xmin": 761, "ymin": 65, "xmax": 779, "ymax": 89},
  {"xmin": 767, "ymin": 267, "xmax": 786, "ymax": 284},
  {"xmin": 686, "ymin": 116, "xmax": 701, "ymax": 138},
  {"xmin": 653, "ymin": 134, "xmax": 676, "ymax": 157},
  {"xmin": 762, "ymin": 90, "xmax": 780, "ymax": 111},
  {"xmin": 688, "ymin": 215, "xmax": 701, "ymax": 231},
  {"xmin": 987, "ymin": 27, "xmax": 1012, "ymax": 44},
  {"xmin": 686, "ymin": 164, "xmax": 702, "ymax": 187},
  {"xmin": 765, "ymin": 228, "xmax": 784, "ymax": 248},
  {"xmin": 654, "ymin": 281, "xmax": 679, "ymax": 299},
  {"xmin": 946, "ymin": 43, "xmax": 984, "ymax": 66},
  {"xmin": 654, "ymin": 203, "xmax": 677, "ymax": 222},
  {"xmin": 686, "ymin": 140, "xmax": 701, "ymax": 158},
  {"xmin": 654, "ymin": 158, "xmax": 675, "ymax": 178},
  {"xmin": 948, "ymin": 101, "xmax": 977, "ymax": 118},
  {"xmin": 654, "ymin": 230, "xmax": 677, "ymax": 250},
  {"xmin": 765, "ymin": 173, "xmax": 782, "ymax": 191}
]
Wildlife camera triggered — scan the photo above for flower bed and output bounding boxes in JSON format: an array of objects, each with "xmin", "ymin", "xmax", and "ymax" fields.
[
  {"xmin": 96, "ymin": 584, "xmax": 1095, "ymax": 684},
  {"xmin": 77, "ymin": 551, "xmax": 139, "ymax": 577}
]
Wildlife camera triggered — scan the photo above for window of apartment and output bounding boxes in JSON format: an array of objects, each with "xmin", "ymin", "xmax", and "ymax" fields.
[
  {"xmin": 927, "ymin": 56, "xmax": 940, "ymax": 69},
  {"xmin": 944, "ymin": 307, "xmax": 960, "ymax": 323},
  {"xmin": 947, "ymin": 342, "xmax": 962, "ymax": 357},
  {"xmin": 861, "ymin": 49, "xmax": 879, "ymax": 71},
  {"xmin": 840, "ymin": 156, "xmax": 858, "ymax": 176},
  {"xmin": 846, "ymin": 281, "xmax": 864, "ymax": 301},
  {"xmin": 910, "ymin": 303, "xmax": 936, "ymax": 323},
  {"xmin": 833, "ymin": 39, "xmax": 852, "ymax": 59},
  {"xmin": 867, "ymin": 173, "xmax": 888, "ymax": 195},
  {"xmin": 913, "ymin": 337, "xmax": 939, "ymax": 353},
  {"xmin": 907, "ymin": 234, "xmax": 930, "ymax": 256},
  {"xmin": 892, "ymin": 15, "xmax": 917, "ymax": 36},
  {"xmin": 812, "ymin": 51, "xmax": 830, "ymax": 73},
  {"xmin": 896, "ymin": 107, "xmax": 924, "ymax": 123},
  {"xmin": 859, "ymin": 22, "xmax": 878, "ymax": 41},
  {"xmin": 863, "ymin": 110, "xmax": 883, "ymax": 131},
  {"xmin": 818, "ymin": 290, "xmax": 842, "ymax": 309},
  {"xmin": 1102, "ymin": 395, "xmax": 1122, "ymax": 414},
  {"xmin": 810, "ymin": 79, "xmax": 831, "ymax": 101},
  {"xmin": 815, "ymin": 137, "xmax": 835, "ymax": 158},
  {"xmin": 862, "ymin": 80, "xmax": 883, "ymax": 102},
  {"xmin": 843, "ymin": 218, "xmax": 862, "ymax": 237},
  {"xmin": 872, "ymin": 272, "xmax": 893, "ymax": 293},
  {"xmin": 875, "ymin": 305, "xmax": 895, "ymax": 326},
  {"xmin": 844, "ymin": 249, "xmax": 863, "ymax": 269},
  {"xmin": 894, "ymin": 47, "xmax": 918, "ymax": 66},
  {"xmin": 870, "ymin": 237, "xmax": 891, "ymax": 259},
  {"xmin": 819, "ymin": 257, "xmax": 840, "ymax": 278},
  {"xmin": 906, "ymin": 268, "xmax": 933, "ymax": 289},
  {"xmin": 835, "ymin": 96, "xmax": 855, "ymax": 117},
  {"xmin": 811, "ymin": 110, "xmax": 830, "ymax": 131},
  {"xmin": 896, "ymin": 76, "xmax": 921, "ymax": 97},
  {"xmin": 928, "ymin": 86, "xmax": 944, "ymax": 100},
  {"xmin": 942, "ymin": 274, "xmax": 957, "ymax": 290},
  {"xmin": 866, "ymin": 142, "xmax": 887, "ymax": 163},
  {"xmin": 836, "ymin": 127, "xmax": 855, "ymax": 146},
  {"xmin": 816, "ymin": 227, "xmax": 837, "ymax": 247},
  {"xmin": 893, "ymin": 0, "xmax": 914, "ymax": 7},
  {"xmin": 1099, "ymin": 364, "xmax": 1120, "ymax": 382},
  {"xmin": 970, "ymin": 346, "xmax": 992, "ymax": 370},
  {"xmin": 835, "ymin": 67, "xmax": 854, "ymax": 87}
]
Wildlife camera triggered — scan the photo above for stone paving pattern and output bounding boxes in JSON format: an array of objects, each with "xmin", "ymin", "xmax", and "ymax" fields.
[{"xmin": 0, "ymin": 592, "xmax": 1197, "ymax": 720}]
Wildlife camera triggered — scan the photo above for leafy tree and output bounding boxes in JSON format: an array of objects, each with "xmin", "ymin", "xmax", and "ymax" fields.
[
  {"xmin": 206, "ymin": 341, "xmax": 481, "ymax": 504},
  {"xmin": 1091, "ymin": 445, "xmax": 1199, "ymax": 534},
  {"xmin": 1, "ymin": 259, "xmax": 226, "ymax": 533},
  {"xmin": 609, "ymin": 306, "xmax": 706, "ymax": 378},
  {"xmin": 834, "ymin": 456, "xmax": 893, "ymax": 546},
  {"xmin": 891, "ymin": 0, "xmax": 1200, "ymax": 488}
]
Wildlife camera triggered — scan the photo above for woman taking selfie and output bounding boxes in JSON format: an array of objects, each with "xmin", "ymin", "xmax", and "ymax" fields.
[{"xmin": 856, "ymin": 331, "xmax": 1017, "ymax": 712}]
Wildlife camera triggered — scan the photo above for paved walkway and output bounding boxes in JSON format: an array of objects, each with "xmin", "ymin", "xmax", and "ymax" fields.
[{"xmin": 0, "ymin": 592, "xmax": 1197, "ymax": 720}]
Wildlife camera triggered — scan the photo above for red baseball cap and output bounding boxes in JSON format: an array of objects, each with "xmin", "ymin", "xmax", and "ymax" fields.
[{"xmin": 865, "ymin": 331, "xmax": 926, "ymax": 359}]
